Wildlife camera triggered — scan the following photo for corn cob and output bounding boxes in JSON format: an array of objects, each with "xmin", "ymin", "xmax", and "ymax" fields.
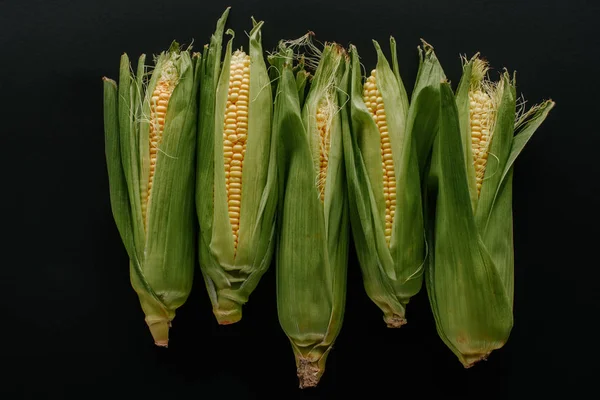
[
  {"xmin": 196, "ymin": 9, "xmax": 277, "ymax": 324},
  {"xmin": 103, "ymin": 42, "xmax": 200, "ymax": 346},
  {"xmin": 343, "ymin": 39, "xmax": 445, "ymax": 327},
  {"xmin": 270, "ymin": 40, "xmax": 350, "ymax": 389},
  {"xmin": 425, "ymin": 54, "xmax": 555, "ymax": 367}
]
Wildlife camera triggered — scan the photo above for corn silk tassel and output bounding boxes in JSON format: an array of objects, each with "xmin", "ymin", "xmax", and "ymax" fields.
[
  {"xmin": 425, "ymin": 54, "xmax": 555, "ymax": 367},
  {"xmin": 103, "ymin": 41, "xmax": 201, "ymax": 346}
]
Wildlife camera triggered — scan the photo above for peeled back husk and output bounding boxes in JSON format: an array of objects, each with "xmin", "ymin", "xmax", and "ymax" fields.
[
  {"xmin": 425, "ymin": 54, "xmax": 555, "ymax": 367},
  {"xmin": 343, "ymin": 39, "xmax": 445, "ymax": 327},
  {"xmin": 196, "ymin": 8, "xmax": 277, "ymax": 324},
  {"xmin": 103, "ymin": 41, "xmax": 200, "ymax": 346}
]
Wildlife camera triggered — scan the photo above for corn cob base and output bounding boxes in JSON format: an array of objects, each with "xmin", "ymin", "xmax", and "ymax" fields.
[
  {"xmin": 385, "ymin": 314, "xmax": 406, "ymax": 328},
  {"xmin": 297, "ymin": 358, "xmax": 322, "ymax": 389}
]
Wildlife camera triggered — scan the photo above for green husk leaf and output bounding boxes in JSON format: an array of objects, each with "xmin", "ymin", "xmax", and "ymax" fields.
[
  {"xmin": 296, "ymin": 69, "xmax": 310, "ymax": 106},
  {"xmin": 103, "ymin": 77, "xmax": 135, "ymax": 262},
  {"xmin": 196, "ymin": 9, "xmax": 230, "ymax": 315},
  {"xmin": 118, "ymin": 53, "xmax": 144, "ymax": 261}
]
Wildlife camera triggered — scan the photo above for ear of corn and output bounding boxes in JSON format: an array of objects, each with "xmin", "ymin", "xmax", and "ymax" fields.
[
  {"xmin": 196, "ymin": 9, "xmax": 277, "ymax": 324},
  {"xmin": 103, "ymin": 42, "xmax": 200, "ymax": 346},
  {"xmin": 343, "ymin": 39, "xmax": 445, "ymax": 327},
  {"xmin": 425, "ymin": 55, "xmax": 555, "ymax": 367},
  {"xmin": 271, "ymin": 41, "xmax": 350, "ymax": 389}
]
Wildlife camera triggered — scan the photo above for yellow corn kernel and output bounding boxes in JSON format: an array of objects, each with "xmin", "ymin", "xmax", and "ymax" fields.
[
  {"xmin": 363, "ymin": 69, "xmax": 396, "ymax": 246},
  {"xmin": 468, "ymin": 89, "xmax": 494, "ymax": 195},
  {"xmin": 143, "ymin": 62, "xmax": 177, "ymax": 229},
  {"xmin": 316, "ymin": 97, "xmax": 332, "ymax": 202},
  {"xmin": 223, "ymin": 50, "xmax": 251, "ymax": 252}
]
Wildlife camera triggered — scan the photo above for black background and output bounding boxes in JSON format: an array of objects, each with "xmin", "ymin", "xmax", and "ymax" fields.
[{"xmin": 2, "ymin": 0, "xmax": 598, "ymax": 398}]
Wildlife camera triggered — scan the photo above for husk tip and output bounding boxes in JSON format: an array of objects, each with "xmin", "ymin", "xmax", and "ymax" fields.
[
  {"xmin": 459, "ymin": 351, "xmax": 492, "ymax": 369},
  {"xmin": 147, "ymin": 320, "xmax": 170, "ymax": 347}
]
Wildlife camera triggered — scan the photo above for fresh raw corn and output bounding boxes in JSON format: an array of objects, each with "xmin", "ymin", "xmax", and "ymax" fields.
[
  {"xmin": 103, "ymin": 41, "xmax": 200, "ymax": 346},
  {"xmin": 196, "ymin": 9, "xmax": 277, "ymax": 324},
  {"xmin": 222, "ymin": 49, "xmax": 251, "ymax": 250},
  {"xmin": 343, "ymin": 39, "xmax": 445, "ymax": 327},
  {"xmin": 425, "ymin": 54, "xmax": 555, "ymax": 367},
  {"xmin": 270, "ymin": 40, "xmax": 350, "ymax": 389},
  {"xmin": 363, "ymin": 69, "xmax": 397, "ymax": 246},
  {"xmin": 468, "ymin": 74, "xmax": 495, "ymax": 195}
]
